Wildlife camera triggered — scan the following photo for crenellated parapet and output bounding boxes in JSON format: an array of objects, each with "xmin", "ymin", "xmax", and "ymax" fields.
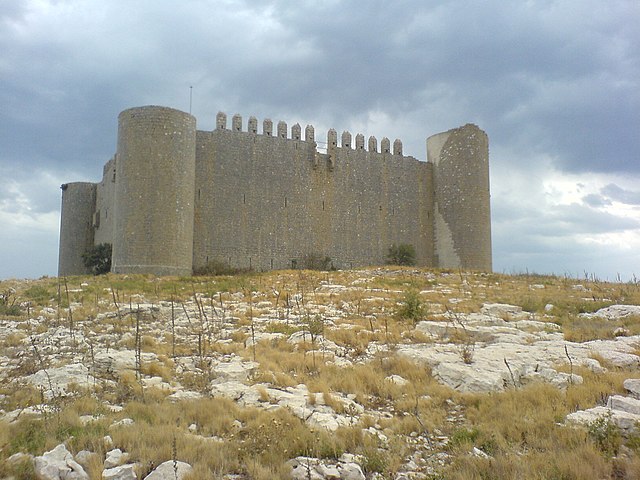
[{"xmin": 213, "ymin": 112, "xmax": 411, "ymax": 158}]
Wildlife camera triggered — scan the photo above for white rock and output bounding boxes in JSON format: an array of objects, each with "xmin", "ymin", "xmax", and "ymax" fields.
[
  {"xmin": 480, "ymin": 303, "xmax": 528, "ymax": 320},
  {"xmin": 74, "ymin": 450, "xmax": 98, "ymax": 470},
  {"xmin": 34, "ymin": 444, "xmax": 89, "ymax": 480},
  {"xmin": 27, "ymin": 364, "xmax": 96, "ymax": 399},
  {"xmin": 385, "ymin": 374, "xmax": 409, "ymax": 386},
  {"xmin": 607, "ymin": 395, "xmax": 640, "ymax": 415},
  {"xmin": 104, "ymin": 448, "xmax": 129, "ymax": 469},
  {"xmin": 245, "ymin": 332, "xmax": 285, "ymax": 347},
  {"xmin": 624, "ymin": 378, "xmax": 640, "ymax": 399},
  {"xmin": 7, "ymin": 451, "xmax": 33, "ymax": 466},
  {"xmin": 288, "ymin": 457, "xmax": 324, "ymax": 480},
  {"xmin": 317, "ymin": 463, "xmax": 340, "ymax": 477},
  {"xmin": 210, "ymin": 357, "xmax": 259, "ymax": 384},
  {"xmin": 143, "ymin": 460, "xmax": 193, "ymax": 479},
  {"xmin": 287, "ymin": 331, "xmax": 345, "ymax": 354},
  {"xmin": 581, "ymin": 304, "xmax": 640, "ymax": 320},
  {"xmin": 102, "ymin": 463, "xmax": 137, "ymax": 480},
  {"xmin": 338, "ymin": 461, "xmax": 365, "ymax": 480},
  {"xmin": 472, "ymin": 447, "xmax": 491, "ymax": 458},
  {"xmin": 111, "ymin": 418, "xmax": 134, "ymax": 428},
  {"xmin": 566, "ymin": 405, "xmax": 640, "ymax": 434},
  {"xmin": 93, "ymin": 350, "xmax": 158, "ymax": 378},
  {"xmin": 166, "ymin": 390, "xmax": 203, "ymax": 402}
]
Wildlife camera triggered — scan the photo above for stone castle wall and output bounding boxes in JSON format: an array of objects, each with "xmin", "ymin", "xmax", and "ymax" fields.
[
  {"xmin": 193, "ymin": 115, "xmax": 432, "ymax": 271},
  {"xmin": 58, "ymin": 105, "xmax": 491, "ymax": 276}
]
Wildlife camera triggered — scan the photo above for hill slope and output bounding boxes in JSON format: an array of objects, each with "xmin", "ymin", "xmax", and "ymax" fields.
[{"xmin": 1, "ymin": 268, "xmax": 640, "ymax": 479}]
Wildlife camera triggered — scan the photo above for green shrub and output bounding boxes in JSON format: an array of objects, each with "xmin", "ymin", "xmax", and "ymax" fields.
[
  {"xmin": 588, "ymin": 411, "xmax": 621, "ymax": 456},
  {"xmin": 395, "ymin": 290, "xmax": 426, "ymax": 323},
  {"xmin": 193, "ymin": 260, "xmax": 251, "ymax": 276},
  {"xmin": 386, "ymin": 244, "xmax": 416, "ymax": 266},
  {"xmin": 82, "ymin": 243, "xmax": 112, "ymax": 275},
  {"xmin": 0, "ymin": 288, "xmax": 21, "ymax": 316},
  {"xmin": 300, "ymin": 253, "xmax": 333, "ymax": 271}
]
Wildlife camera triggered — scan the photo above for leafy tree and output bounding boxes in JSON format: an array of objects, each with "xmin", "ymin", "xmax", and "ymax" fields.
[
  {"xmin": 82, "ymin": 243, "xmax": 112, "ymax": 275},
  {"xmin": 386, "ymin": 243, "xmax": 416, "ymax": 266}
]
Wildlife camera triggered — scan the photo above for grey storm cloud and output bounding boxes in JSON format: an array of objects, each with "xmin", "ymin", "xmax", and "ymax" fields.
[
  {"xmin": 601, "ymin": 184, "xmax": 640, "ymax": 205},
  {"xmin": 1, "ymin": 0, "xmax": 639, "ymax": 279},
  {"xmin": 582, "ymin": 193, "xmax": 612, "ymax": 208}
]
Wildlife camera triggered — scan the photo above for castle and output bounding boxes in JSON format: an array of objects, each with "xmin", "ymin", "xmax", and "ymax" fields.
[{"xmin": 58, "ymin": 106, "xmax": 492, "ymax": 276}]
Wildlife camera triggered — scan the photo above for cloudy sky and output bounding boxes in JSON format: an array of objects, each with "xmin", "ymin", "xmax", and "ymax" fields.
[{"xmin": 1, "ymin": 0, "xmax": 639, "ymax": 281}]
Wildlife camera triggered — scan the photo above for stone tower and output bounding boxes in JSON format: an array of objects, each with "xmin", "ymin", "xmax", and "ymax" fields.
[
  {"xmin": 58, "ymin": 182, "xmax": 96, "ymax": 276},
  {"xmin": 428, "ymin": 124, "xmax": 492, "ymax": 270},
  {"xmin": 111, "ymin": 106, "xmax": 196, "ymax": 275}
]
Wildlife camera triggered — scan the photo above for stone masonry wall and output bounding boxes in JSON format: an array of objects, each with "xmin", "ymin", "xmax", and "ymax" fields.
[
  {"xmin": 93, "ymin": 156, "xmax": 116, "ymax": 246},
  {"xmin": 193, "ymin": 117, "xmax": 433, "ymax": 272}
]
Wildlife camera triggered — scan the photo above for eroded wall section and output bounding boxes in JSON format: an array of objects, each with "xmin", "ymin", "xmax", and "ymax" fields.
[{"xmin": 429, "ymin": 124, "xmax": 491, "ymax": 270}]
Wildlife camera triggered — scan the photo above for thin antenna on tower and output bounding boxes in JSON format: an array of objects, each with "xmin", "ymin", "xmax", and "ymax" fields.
[{"xmin": 189, "ymin": 86, "xmax": 193, "ymax": 114}]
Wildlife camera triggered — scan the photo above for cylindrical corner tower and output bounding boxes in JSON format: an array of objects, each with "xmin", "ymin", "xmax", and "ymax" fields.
[
  {"xmin": 58, "ymin": 182, "xmax": 97, "ymax": 276},
  {"xmin": 428, "ymin": 124, "xmax": 492, "ymax": 271},
  {"xmin": 112, "ymin": 106, "xmax": 196, "ymax": 276}
]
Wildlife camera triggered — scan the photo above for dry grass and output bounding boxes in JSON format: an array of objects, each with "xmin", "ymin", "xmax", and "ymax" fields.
[{"xmin": 2, "ymin": 269, "xmax": 640, "ymax": 477}]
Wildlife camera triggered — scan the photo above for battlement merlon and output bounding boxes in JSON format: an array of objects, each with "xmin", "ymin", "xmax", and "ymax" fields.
[{"xmin": 212, "ymin": 111, "xmax": 413, "ymax": 156}]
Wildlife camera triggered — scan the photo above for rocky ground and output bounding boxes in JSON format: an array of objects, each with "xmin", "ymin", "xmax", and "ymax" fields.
[{"xmin": 1, "ymin": 268, "xmax": 639, "ymax": 479}]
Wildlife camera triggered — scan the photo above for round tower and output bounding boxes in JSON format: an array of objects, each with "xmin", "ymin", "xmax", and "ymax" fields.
[
  {"xmin": 112, "ymin": 106, "xmax": 196, "ymax": 275},
  {"xmin": 428, "ymin": 124, "xmax": 491, "ymax": 271},
  {"xmin": 58, "ymin": 182, "xmax": 97, "ymax": 276}
]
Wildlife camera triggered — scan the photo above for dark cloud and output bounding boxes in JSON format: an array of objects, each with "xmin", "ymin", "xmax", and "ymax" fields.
[
  {"xmin": 601, "ymin": 183, "xmax": 640, "ymax": 205},
  {"xmin": 582, "ymin": 193, "xmax": 612, "ymax": 208},
  {"xmin": 1, "ymin": 0, "xmax": 639, "ymax": 278}
]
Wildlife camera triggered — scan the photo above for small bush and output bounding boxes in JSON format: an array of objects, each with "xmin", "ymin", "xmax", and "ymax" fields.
[
  {"xmin": 193, "ymin": 260, "xmax": 251, "ymax": 276},
  {"xmin": 0, "ymin": 288, "xmax": 21, "ymax": 316},
  {"xmin": 82, "ymin": 243, "xmax": 112, "ymax": 275},
  {"xmin": 588, "ymin": 411, "xmax": 621, "ymax": 456},
  {"xmin": 23, "ymin": 285, "xmax": 51, "ymax": 303},
  {"xmin": 386, "ymin": 244, "xmax": 416, "ymax": 266},
  {"xmin": 395, "ymin": 290, "xmax": 426, "ymax": 323},
  {"xmin": 300, "ymin": 253, "xmax": 333, "ymax": 271}
]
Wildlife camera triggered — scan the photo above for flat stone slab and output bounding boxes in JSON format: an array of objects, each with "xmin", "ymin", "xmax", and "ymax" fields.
[{"xmin": 623, "ymin": 378, "xmax": 640, "ymax": 398}]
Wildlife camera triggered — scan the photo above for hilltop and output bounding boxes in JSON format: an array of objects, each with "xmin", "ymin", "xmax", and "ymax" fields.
[{"xmin": 1, "ymin": 268, "xmax": 640, "ymax": 479}]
